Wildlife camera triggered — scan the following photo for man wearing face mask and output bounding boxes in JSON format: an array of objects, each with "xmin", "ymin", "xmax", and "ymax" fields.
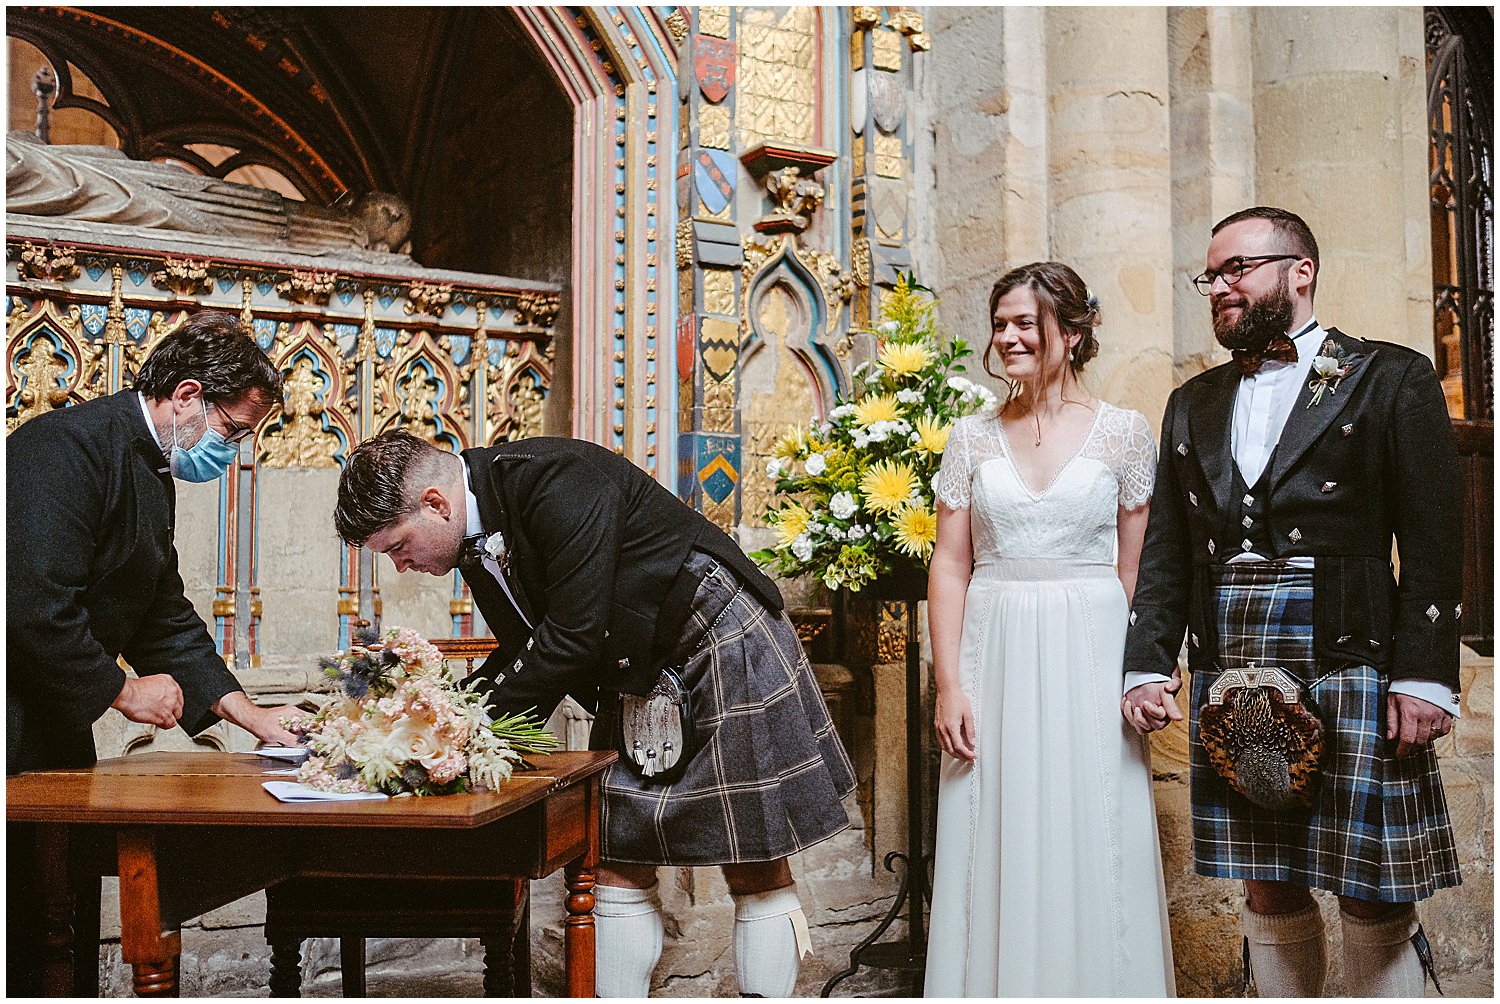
[
  {"xmin": 1123, "ymin": 207, "xmax": 1462, "ymax": 997},
  {"xmin": 7, "ymin": 311, "xmax": 304, "ymax": 992}
]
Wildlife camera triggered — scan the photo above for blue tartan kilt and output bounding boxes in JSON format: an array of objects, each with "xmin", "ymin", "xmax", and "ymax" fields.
[
  {"xmin": 591, "ymin": 556, "xmax": 856, "ymax": 866},
  {"xmin": 1189, "ymin": 562, "xmax": 1461, "ymax": 902}
]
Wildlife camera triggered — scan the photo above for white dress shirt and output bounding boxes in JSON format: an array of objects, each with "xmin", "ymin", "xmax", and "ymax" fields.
[
  {"xmin": 463, "ymin": 461, "xmax": 533, "ymax": 631},
  {"xmin": 1125, "ymin": 319, "xmax": 1456, "ymax": 715},
  {"xmin": 139, "ymin": 393, "xmax": 169, "ymax": 472}
]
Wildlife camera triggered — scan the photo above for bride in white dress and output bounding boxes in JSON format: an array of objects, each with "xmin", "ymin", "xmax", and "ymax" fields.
[{"xmin": 925, "ymin": 262, "xmax": 1175, "ymax": 997}]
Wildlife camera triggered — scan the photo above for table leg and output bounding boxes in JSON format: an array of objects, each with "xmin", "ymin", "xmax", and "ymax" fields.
[
  {"xmin": 36, "ymin": 823, "xmax": 75, "ymax": 996},
  {"xmin": 117, "ymin": 828, "xmax": 182, "ymax": 997},
  {"xmin": 563, "ymin": 782, "xmax": 600, "ymax": 998},
  {"xmin": 563, "ymin": 859, "xmax": 596, "ymax": 997}
]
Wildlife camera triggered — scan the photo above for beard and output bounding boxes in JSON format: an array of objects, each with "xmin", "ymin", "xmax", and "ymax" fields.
[{"xmin": 1212, "ymin": 271, "xmax": 1296, "ymax": 351}]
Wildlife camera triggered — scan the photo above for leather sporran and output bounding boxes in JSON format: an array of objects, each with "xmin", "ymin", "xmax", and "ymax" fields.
[
  {"xmin": 619, "ymin": 666, "xmax": 697, "ymax": 784},
  {"xmin": 1198, "ymin": 665, "xmax": 1325, "ymax": 810}
]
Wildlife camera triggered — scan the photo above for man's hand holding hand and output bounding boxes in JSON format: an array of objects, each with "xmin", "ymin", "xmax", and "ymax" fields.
[
  {"xmin": 111, "ymin": 675, "xmax": 184, "ymax": 729},
  {"xmin": 1122, "ymin": 673, "xmax": 1184, "ymax": 735}
]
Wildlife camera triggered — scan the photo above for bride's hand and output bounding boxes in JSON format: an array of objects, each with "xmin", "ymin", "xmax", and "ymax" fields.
[
  {"xmin": 934, "ymin": 688, "xmax": 977, "ymax": 763},
  {"xmin": 1121, "ymin": 676, "xmax": 1183, "ymax": 735}
]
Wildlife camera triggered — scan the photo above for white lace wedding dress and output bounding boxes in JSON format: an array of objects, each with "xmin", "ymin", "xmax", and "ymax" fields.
[{"xmin": 924, "ymin": 401, "xmax": 1175, "ymax": 997}]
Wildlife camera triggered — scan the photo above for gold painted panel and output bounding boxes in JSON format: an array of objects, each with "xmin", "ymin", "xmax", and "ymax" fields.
[
  {"xmin": 702, "ymin": 268, "xmax": 736, "ymax": 315},
  {"xmin": 738, "ymin": 7, "xmax": 817, "ymax": 149},
  {"xmin": 872, "ymin": 26, "xmax": 902, "ymax": 71},
  {"xmin": 699, "ymin": 104, "xmax": 732, "ymax": 150},
  {"xmin": 698, "ymin": 6, "xmax": 730, "ymax": 39},
  {"xmin": 874, "ymin": 134, "xmax": 904, "ymax": 179}
]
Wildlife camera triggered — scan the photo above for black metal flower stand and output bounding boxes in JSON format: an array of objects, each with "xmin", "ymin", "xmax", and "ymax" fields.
[{"xmin": 822, "ymin": 575, "xmax": 929, "ymax": 996}]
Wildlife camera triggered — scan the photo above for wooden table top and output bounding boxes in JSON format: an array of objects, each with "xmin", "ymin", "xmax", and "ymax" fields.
[{"xmin": 6, "ymin": 750, "xmax": 616, "ymax": 829}]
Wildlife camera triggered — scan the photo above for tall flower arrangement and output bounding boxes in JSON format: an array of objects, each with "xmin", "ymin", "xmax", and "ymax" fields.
[
  {"xmin": 751, "ymin": 275, "xmax": 996, "ymax": 592},
  {"xmin": 291, "ymin": 626, "xmax": 557, "ymax": 796}
]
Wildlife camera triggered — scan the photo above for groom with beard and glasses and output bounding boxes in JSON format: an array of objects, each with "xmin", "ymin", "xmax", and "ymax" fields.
[{"xmin": 1122, "ymin": 207, "xmax": 1462, "ymax": 997}]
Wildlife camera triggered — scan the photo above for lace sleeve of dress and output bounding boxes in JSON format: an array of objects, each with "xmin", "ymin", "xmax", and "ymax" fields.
[
  {"xmin": 934, "ymin": 415, "xmax": 973, "ymax": 509},
  {"xmin": 1116, "ymin": 408, "xmax": 1157, "ymax": 510}
]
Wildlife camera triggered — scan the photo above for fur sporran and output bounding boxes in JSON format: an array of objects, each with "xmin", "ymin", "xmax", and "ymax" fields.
[{"xmin": 1198, "ymin": 665, "xmax": 1325, "ymax": 810}]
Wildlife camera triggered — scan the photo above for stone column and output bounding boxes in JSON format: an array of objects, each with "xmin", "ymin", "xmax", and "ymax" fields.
[
  {"xmin": 1168, "ymin": 7, "xmax": 1256, "ymax": 382},
  {"xmin": 1046, "ymin": 7, "xmax": 1175, "ymax": 419},
  {"xmin": 915, "ymin": 6, "xmax": 1049, "ymax": 346},
  {"xmin": 1251, "ymin": 8, "xmax": 1432, "ymax": 353}
]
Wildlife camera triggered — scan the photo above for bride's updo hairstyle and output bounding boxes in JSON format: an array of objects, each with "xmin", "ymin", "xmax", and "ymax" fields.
[{"xmin": 983, "ymin": 261, "xmax": 1101, "ymax": 383}]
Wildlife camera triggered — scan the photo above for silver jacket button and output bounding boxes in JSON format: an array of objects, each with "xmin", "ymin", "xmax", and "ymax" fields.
[
  {"xmin": 1242, "ymin": 515, "xmax": 1254, "ymax": 528},
  {"xmin": 1177, "ymin": 443, "xmax": 1189, "ymax": 456},
  {"xmin": 1427, "ymin": 605, "xmax": 1441, "ymax": 623},
  {"xmin": 1243, "ymin": 494, "xmax": 1255, "ymax": 507},
  {"xmin": 1320, "ymin": 481, "xmax": 1337, "ymax": 493},
  {"xmin": 1188, "ymin": 491, "xmax": 1198, "ymax": 506},
  {"xmin": 617, "ymin": 657, "xmax": 631, "ymax": 670},
  {"xmin": 1288, "ymin": 527, "xmax": 1303, "ymax": 544}
]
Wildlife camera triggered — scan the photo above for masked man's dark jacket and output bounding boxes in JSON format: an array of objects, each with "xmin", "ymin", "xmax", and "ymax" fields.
[
  {"xmin": 7, "ymin": 390, "xmax": 241, "ymax": 773},
  {"xmin": 459, "ymin": 437, "xmax": 784, "ymax": 719},
  {"xmin": 1124, "ymin": 330, "xmax": 1464, "ymax": 696}
]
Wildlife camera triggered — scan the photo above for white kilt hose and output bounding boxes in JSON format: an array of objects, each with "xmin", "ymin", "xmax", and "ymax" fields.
[
  {"xmin": 592, "ymin": 552, "xmax": 857, "ymax": 864},
  {"xmin": 1190, "ymin": 563, "xmax": 1461, "ymax": 902}
]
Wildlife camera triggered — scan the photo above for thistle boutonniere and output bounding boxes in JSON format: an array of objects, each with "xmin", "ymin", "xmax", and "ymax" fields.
[
  {"xmin": 483, "ymin": 531, "xmax": 510, "ymax": 573},
  {"xmin": 1306, "ymin": 339, "xmax": 1354, "ymax": 408}
]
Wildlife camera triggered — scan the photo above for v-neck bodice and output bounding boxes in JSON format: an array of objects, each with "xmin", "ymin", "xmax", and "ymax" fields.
[{"xmin": 935, "ymin": 402, "xmax": 1158, "ymax": 565}]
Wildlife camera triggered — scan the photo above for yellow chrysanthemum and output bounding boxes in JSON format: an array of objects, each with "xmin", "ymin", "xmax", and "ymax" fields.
[
  {"xmin": 892, "ymin": 503, "xmax": 938, "ymax": 560},
  {"xmin": 772, "ymin": 426, "xmax": 807, "ymax": 459},
  {"xmin": 913, "ymin": 415, "xmax": 952, "ymax": 454},
  {"xmin": 774, "ymin": 502, "xmax": 811, "ymax": 545},
  {"xmin": 851, "ymin": 394, "xmax": 901, "ymax": 427},
  {"xmin": 878, "ymin": 340, "xmax": 931, "ymax": 377},
  {"xmin": 860, "ymin": 459, "xmax": 918, "ymax": 514}
]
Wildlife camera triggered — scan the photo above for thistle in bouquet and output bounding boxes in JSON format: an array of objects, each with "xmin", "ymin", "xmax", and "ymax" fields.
[
  {"xmin": 752, "ymin": 273, "xmax": 997, "ymax": 592},
  {"xmin": 289, "ymin": 626, "xmax": 554, "ymax": 796}
]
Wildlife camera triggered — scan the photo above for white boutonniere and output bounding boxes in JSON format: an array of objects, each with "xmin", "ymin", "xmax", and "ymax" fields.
[
  {"xmin": 1306, "ymin": 339, "xmax": 1353, "ymax": 408},
  {"xmin": 483, "ymin": 531, "xmax": 510, "ymax": 573}
]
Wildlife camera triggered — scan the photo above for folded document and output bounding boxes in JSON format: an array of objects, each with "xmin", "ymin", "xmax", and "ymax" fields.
[{"xmin": 261, "ymin": 781, "xmax": 388, "ymax": 802}]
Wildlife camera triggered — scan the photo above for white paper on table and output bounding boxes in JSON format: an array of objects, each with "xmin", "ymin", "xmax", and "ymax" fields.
[
  {"xmin": 261, "ymin": 781, "xmax": 388, "ymax": 802},
  {"xmin": 253, "ymin": 746, "xmax": 311, "ymax": 763}
]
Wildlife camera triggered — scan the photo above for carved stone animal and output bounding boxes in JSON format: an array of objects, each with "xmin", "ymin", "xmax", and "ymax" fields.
[{"xmin": 349, "ymin": 191, "xmax": 412, "ymax": 253}]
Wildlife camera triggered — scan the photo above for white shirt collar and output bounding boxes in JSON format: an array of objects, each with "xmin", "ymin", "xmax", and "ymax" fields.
[
  {"xmin": 462, "ymin": 461, "xmax": 485, "ymax": 537},
  {"xmin": 137, "ymin": 392, "xmax": 170, "ymax": 473}
]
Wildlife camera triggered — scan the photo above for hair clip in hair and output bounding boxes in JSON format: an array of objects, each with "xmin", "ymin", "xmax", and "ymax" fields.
[{"xmin": 1085, "ymin": 289, "xmax": 1100, "ymax": 311}]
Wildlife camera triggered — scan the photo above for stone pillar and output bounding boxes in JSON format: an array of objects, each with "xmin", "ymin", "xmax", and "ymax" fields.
[
  {"xmin": 1046, "ymin": 7, "xmax": 1175, "ymax": 420},
  {"xmin": 1251, "ymin": 8, "xmax": 1432, "ymax": 353},
  {"xmin": 1168, "ymin": 7, "xmax": 1256, "ymax": 383},
  {"xmin": 915, "ymin": 6, "xmax": 1049, "ymax": 345}
]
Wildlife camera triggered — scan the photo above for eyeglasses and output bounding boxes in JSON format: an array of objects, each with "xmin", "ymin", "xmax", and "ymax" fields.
[
  {"xmin": 210, "ymin": 400, "xmax": 257, "ymax": 445},
  {"xmin": 1192, "ymin": 255, "xmax": 1300, "ymax": 295}
]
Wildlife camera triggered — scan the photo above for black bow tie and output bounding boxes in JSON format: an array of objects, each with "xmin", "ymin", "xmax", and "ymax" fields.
[{"xmin": 458, "ymin": 534, "xmax": 486, "ymax": 571}]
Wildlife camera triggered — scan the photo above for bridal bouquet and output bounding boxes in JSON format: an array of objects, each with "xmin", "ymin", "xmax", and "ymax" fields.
[
  {"xmin": 291, "ymin": 626, "xmax": 557, "ymax": 796},
  {"xmin": 751, "ymin": 274, "xmax": 996, "ymax": 592}
]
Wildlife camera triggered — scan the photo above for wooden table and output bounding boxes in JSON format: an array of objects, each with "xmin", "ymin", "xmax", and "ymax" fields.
[{"xmin": 6, "ymin": 749, "xmax": 616, "ymax": 997}]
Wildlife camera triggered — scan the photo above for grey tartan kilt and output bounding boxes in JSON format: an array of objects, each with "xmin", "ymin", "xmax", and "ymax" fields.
[
  {"xmin": 591, "ymin": 555, "xmax": 856, "ymax": 865},
  {"xmin": 1189, "ymin": 562, "xmax": 1461, "ymax": 902}
]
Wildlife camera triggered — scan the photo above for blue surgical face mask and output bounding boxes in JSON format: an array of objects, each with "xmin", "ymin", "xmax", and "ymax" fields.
[{"xmin": 169, "ymin": 400, "xmax": 240, "ymax": 483}]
